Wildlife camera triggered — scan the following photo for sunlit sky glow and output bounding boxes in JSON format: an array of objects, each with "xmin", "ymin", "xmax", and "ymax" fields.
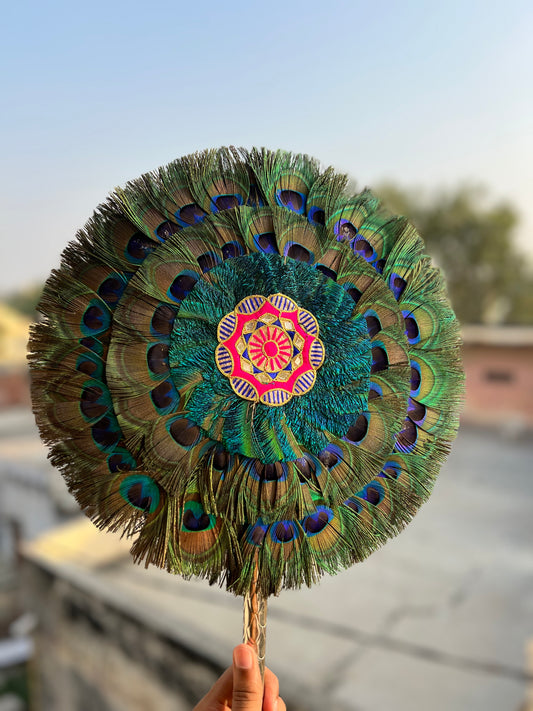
[{"xmin": 1, "ymin": 0, "xmax": 532, "ymax": 294}]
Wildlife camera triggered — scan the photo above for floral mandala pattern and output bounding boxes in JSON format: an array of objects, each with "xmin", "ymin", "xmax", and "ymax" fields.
[
  {"xmin": 169, "ymin": 251, "xmax": 372, "ymax": 462},
  {"xmin": 215, "ymin": 293, "xmax": 325, "ymax": 406}
]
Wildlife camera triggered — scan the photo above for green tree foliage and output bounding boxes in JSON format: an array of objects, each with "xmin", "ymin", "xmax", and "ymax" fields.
[
  {"xmin": 375, "ymin": 184, "xmax": 533, "ymax": 325},
  {"xmin": 3, "ymin": 187, "xmax": 533, "ymax": 326},
  {"xmin": 3, "ymin": 283, "xmax": 44, "ymax": 320}
]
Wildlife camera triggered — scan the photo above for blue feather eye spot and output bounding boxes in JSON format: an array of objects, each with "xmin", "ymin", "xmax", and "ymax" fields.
[
  {"xmin": 368, "ymin": 381, "xmax": 383, "ymax": 400},
  {"xmin": 120, "ymin": 474, "xmax": 160, "ymax": 514},
  {"xmin": 408, "ymin": 398, "xmax": 427, "ymax": 425},
  {"xmin": 402, "ymin": 310, "xmax": 421, "ymax": 345},
  {"xmin": 211, "ymin": 447, "xmax": 230, "ymax": 474},
  {"xmin": 318, "ymin": 444, "xmax": 343, "ymax": 469},
  {"xmin": 98, "ymin": 276, "xmax": 127, "ymax": 308},
  {"xmin": 181, "ymin": 501, "xmax": 216, "ymax": 532},
  {"xmin": 344, "ymin": 283, "xmax": 362, "ymax": 304},
  {"xmin": 359, "ymin": 482, "xmax": 384, "ymax": 505},
  {"xmin": 284, "ymin": 242, "xmax": 313, "ymax": 264},
  {"xmin": 82, "ymin": 304, "xmax": 105, "ymax": 331},
  {"xmin": 294, "ymin": 455, "xmax": 316, "ymax": 483},
  {"xmin": 79, "ymin": 335, "xmax": 104, "ymax": 356},
  {"xmin": 247, "ymin": 519, "xmax": 268, "ymax": 546},
  {"xmin": 146, "ymin": 343, "xmax": 169, "ymax": 376},
  {"xmin": 315, "ymin": 263, "xmax": 337, "ymax": 281},
  {"xmin": 167, "ymin": 417, "xmax": 201, "ymax": 449},
  {"xmin": 379, "ymin": 460, "xmax": 402, "ymax": 480},
  {"xmin": 345, "ymin": 412, "xmax": 369, "ymax": 445},
  {"xmin": 210, "ymin": 193, "xmax": 244, "ymax": 212},
  {"xmin": 151, "ymin": 303, "xmax": 176, "ymax": 337},
  {"xmin": 197, "ymin": 251, "xmax": 222, "ymax": 273},
  {"xmin": 335, "ymin": 219, "xmax": 357, "ymax": 243},
  {"xmin": 395, "ymin": 417, "xmax": 418, "ymax": 453},
  {"xmin": 91, "ymin": 415, "xmax": 122, "ymax": 452},
  {"xmin": 389, "ymin": 272, "xmax": 407, "ymax": 301},
  {"xmin": 150, "ymin": 379, "xmax": 180, "ymax": 415},
  {"xmin": 373, "ymin": 259, "xmax": 386, "ymax": 274},
  {"xmin": 270, "ymin": 520, "xmax": 299, "ymax": 543},
  {"xmin": 107, "ymin": 450, "xmax": 136, "ymax": 474},
  {"xmin": 125, "ymin": 232, "xmax": 156, "ymax": 264},
  {"xmin": 155, "ymin": 220, "xmax": 180, "ymax": 242},
  {"xmin": 253, "ymin": 232, "xmax": 279, "ymax": 254},
  {"xmin": 302, "ymin": 506, "xmax": 333, "ymax": 536},
  {"xmin": 175, "ymin": 203, "xmax": 207, "ymax": 227},
  {"xmin": 80, "ymin": 382, "xmax": 109, "ymax": 422},
  {"xmin": 168, "ymin": 271, "xmax": 199, "ymax": 302},
  {"xmin": 343, "ymin": 497, "xmax": 363, "ymax": 514},
  {"xmin": 410, "ymin": 360, "xmax": 422, "ymax": 397},
  {"xmin": 75, "ymin": 353, "xmax": 101, "ymax": 378},
  {"xmin": 222, "ymin": 241, "xmax": 244, "ymax": 260},
  {"xmin": 371, "ymin": 345, "xmax": 388, "ymax": 373},
  {"xmin": 250, "ymin": 460, "xmax": 288, "ymax": 483},
  {"xmin": 81, "ymin": 301, "xmax": 110, "ymax": 336},
  {"xmin": 352, "ymin": 238, "xmax": 377, "ymax": 263},
  {"xmin": 276, "ymin": 189, "xmax": 306, "ymax": 214},
  {"xmin": 307, "ymin": 206, "xmax": 325, "ymax": 225},
  {"xmin": 364, "ymin": 309, "xmax": 382, "ymax": 338}
]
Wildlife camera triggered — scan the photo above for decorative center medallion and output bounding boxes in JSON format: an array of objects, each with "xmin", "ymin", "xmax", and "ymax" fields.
[
  {"xmin": 248, "ymin": 326, "xmax": 292, "ymax": 371},
  {"xmin": 215, "ymin": 293, "xmax": 325, "ymax": 406}
]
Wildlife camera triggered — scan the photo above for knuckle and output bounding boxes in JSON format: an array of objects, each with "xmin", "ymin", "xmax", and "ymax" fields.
[{"xmin": 232, "ymin": 687, "xmax": 261, "ymax": 707}]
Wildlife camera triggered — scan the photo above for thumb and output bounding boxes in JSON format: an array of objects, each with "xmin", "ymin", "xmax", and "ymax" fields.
[{"xmin": 232, "ymin": 644, "xmax": 264, "ymax": 711}]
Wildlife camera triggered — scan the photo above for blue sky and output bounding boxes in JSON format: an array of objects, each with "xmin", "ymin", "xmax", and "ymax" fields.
[{"xmin": 1, "ymin": 0, "xmax": 532, "ymax": 294}]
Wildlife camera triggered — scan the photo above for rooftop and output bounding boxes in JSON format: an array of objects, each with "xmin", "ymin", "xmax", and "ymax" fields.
[{"xmin": 21, "ymin": 426, "xmax": 533, "ymax": 711}]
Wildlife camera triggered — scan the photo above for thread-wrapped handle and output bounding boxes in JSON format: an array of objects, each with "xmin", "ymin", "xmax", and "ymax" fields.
[{"xmin": 243, "ymin": 572, "xmax": 268, "ymax": 678}]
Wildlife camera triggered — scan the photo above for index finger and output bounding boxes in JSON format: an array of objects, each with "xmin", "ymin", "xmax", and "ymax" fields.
[
  {"xmin": 193, "ymin": 666, "xmax": 233, "ymax": 711},
  {"xmin": 262, "ymin": 667, "xmax": 280, "ymax": 711}
]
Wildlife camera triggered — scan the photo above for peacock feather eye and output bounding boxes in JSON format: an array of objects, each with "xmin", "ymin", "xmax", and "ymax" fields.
[
  {"xmin": 181, "ymin": 501, "xmax": 216, "ymax": 532},
  {"xmin": 81, "ymin": 301, "xmax": 110, "ymax": 335},
  {"xmin": 155, "ymin": 220, "xmax": 180, "ymax": 241},
  {"xmin": 125, "ymin": 233, "xmax": 156, "ymax": 263},
  {"xmin": 28, "ymin": 146, "xmax": 464, "ymax": 606},
  {"xmin": 359, "ymin": 482, "xmax": 384, "ymax": 505},
  {"xmin": 335, "ymin": 219, "xmax": 358, "ymax": 242},
  {"xmin": 120, "ymin": 475, "xmax": 160, "ymax": 514},
  {"xmin": 307, "ymin": 206, "xmax": 325, "ymax": 225},
  {"xmin": 168, "ymin": 271, "xmax": 198, "ymax": 302},
  {"xmin": 146, "ymin": 343, "xmax": 169, "ymax": 375},
  {"xmin": 150, "ymin": 304, "xmax": 176, "ymax": 337},
  {"xmin": 211, "ymin": 193, "xmax": 244, "ymax": 212},
  {"xmin": 276, "ymin": 189, "xmax": 306, "ymax": 214},
  {"xmin": 345, "ymin": 413, "xmax": 370, "ymax": 445},
  {"xmin": 253, "ymin": 232, "xmax": 278, "ymax": 253},
  {"xmin": 302, "ymin": 506, "xmax": 333, "ymax": 535},
  {"xmin": 175, "ymin": 203, "xmax": 206, "ymax": 226}
]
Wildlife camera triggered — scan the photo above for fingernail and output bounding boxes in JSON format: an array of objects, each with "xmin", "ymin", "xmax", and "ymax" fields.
[{"xmin": 234, "ymin": 645, "xmax": 253, "ymax": 670}]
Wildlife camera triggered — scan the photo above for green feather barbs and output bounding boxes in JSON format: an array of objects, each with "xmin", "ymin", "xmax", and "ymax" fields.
[{"xmin": 28, "ymin": 147, "xmax": 464, "ymax": 597}]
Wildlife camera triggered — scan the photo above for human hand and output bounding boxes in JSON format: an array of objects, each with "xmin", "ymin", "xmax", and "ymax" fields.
[{"xmin": 193, "ymin": 643, "xmax": 286, "ymax": 711}]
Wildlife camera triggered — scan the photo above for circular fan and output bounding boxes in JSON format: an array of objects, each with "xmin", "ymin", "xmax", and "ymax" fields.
[{"xmin": 28, "ymin": 147, "xmax": 464, "ymax": 669}]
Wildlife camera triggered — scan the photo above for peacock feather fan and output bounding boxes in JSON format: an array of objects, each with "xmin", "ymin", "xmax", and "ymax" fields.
[{"xmin": 29, "ymin": 147, "xmax": 464, "ymax": 598}]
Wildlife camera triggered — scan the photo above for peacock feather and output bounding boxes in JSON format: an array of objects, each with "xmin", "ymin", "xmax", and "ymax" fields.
[{"xmin": 29, "ymin": 147, "xmax": 464, "ymax": 602}]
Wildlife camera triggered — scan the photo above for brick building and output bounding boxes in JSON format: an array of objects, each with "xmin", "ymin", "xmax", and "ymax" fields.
[{"xmin": 461, "ymin": 326, "xmax": 533, "ymax": 434}]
